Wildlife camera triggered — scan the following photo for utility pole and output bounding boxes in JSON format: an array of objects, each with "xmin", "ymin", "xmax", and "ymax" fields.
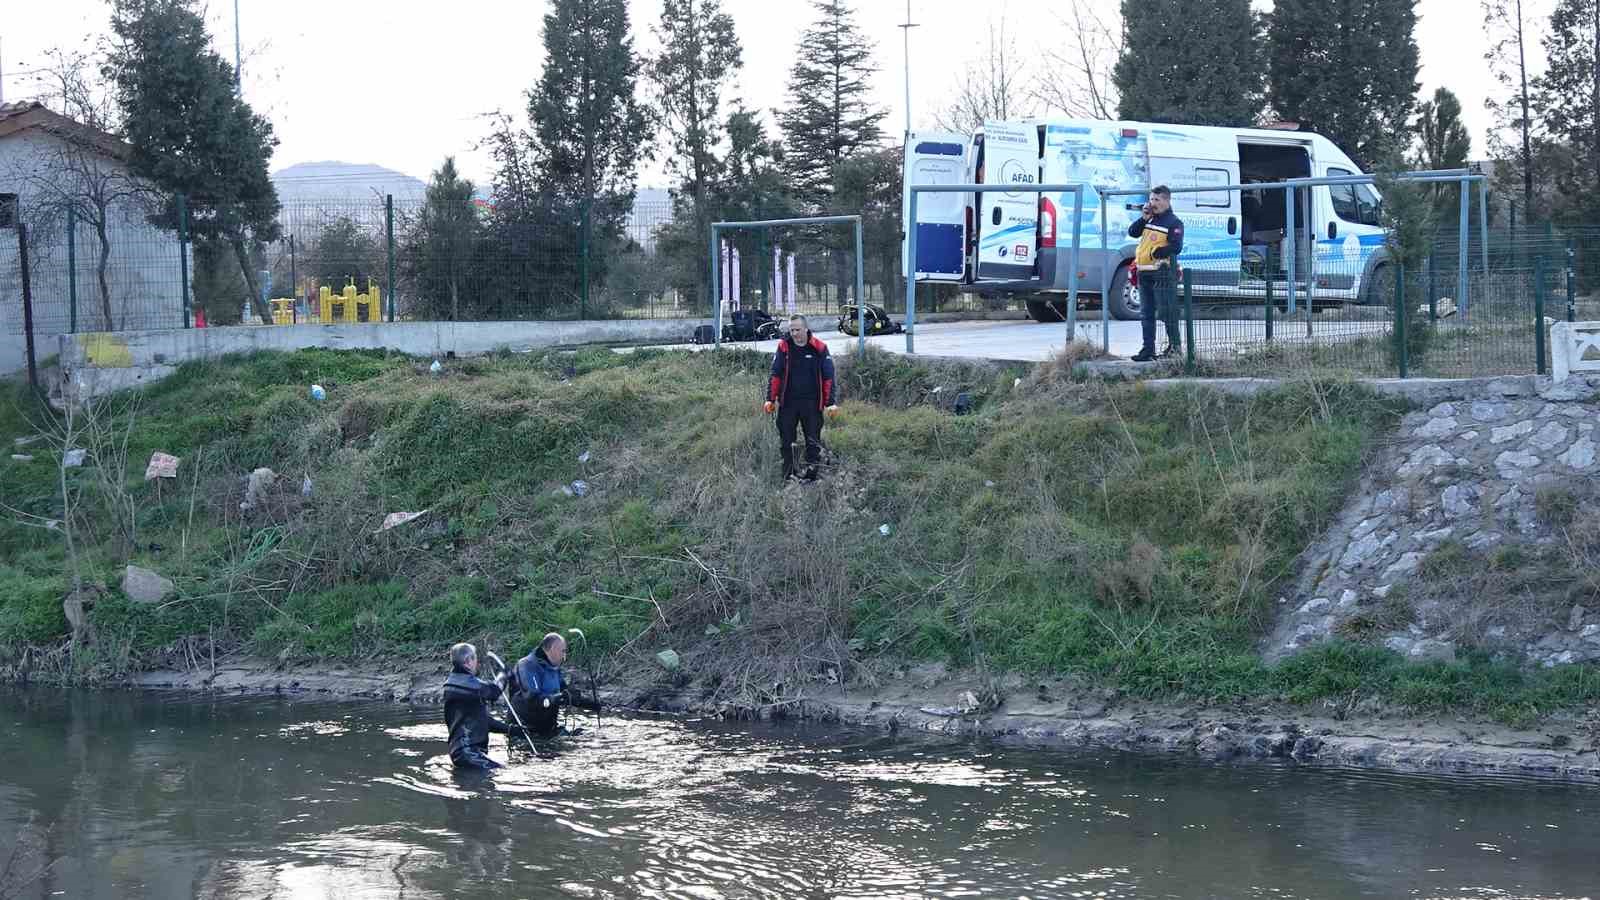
[
  {"xmin": 1, "ymin": 37, "xmax": 6, "ymax": 104},
  {"xmin": 899, "ymin": 0, "xmax": 918, "ymax": 142}
]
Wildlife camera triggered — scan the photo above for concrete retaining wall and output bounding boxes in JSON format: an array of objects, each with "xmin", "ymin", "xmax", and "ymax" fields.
[
  {"xmin": 1, "ymin": 334, "xmax": 26, "ymax": 377},
  {"xmin": 57, "ymin": 318, "xmax": 705, "ymax": 401}
]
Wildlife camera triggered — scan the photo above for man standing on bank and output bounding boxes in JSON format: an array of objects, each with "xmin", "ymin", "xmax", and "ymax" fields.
[
  {"xmin": 1128, "ymin": 185, "xmax": 1185, "ymax": 362},
  {"xmin": 764, "ymin": 315, "xmax": 838, "ymax": 482}
]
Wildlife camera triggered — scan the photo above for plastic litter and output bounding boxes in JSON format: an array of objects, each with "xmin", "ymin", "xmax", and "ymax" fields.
[
  {"xmin": 655, "ymin": 649, "xmax": 681, "ymax": 671},
  {"xmin": 376, "ymin": 510, "xmax": 429, "ymax": 533},
  {"xmin": 301, "ymin": 475, "xmax": 314, "ymax": 497},
  {"xmin": 144, "ymin": 452, "xmax": 180, "ymax": 480},
  {"xmin": 878, "ymin": 523, "xmax": 892, "ymax": 536},
  {"xmin": 10, "ymin": 454, "xmax": 33, "ymax": 462},
  {"xmin": 570, "ymin": 480, "xmax": 590, "ymax": 498},
  {"xmin": 309, "ymin": 384, "xmax": 326, "ymax": 401},
  {"xmin": 578, "ymin": 450, "xmax": 592, "ymax": 465},
  {"xmin": 62, "ymin": 448, "xmax": 87, "ymax": 467},
  {"xmin": 429, "ymin": 360, "xmax": 442, "ymax": 374}
]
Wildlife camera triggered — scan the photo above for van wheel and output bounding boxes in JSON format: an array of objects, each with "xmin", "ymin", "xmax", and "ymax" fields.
[
  {"xmin": 1107, "ymin": 263, "xmax": 1140, "ymax": 320},
  {"xmin": 1361, "ymin": 264, "xmax": 1393, "ymax": 307},
  {"xmin": 1026, "ymin": 298, "xmax": 1065, "ymax": 323}
]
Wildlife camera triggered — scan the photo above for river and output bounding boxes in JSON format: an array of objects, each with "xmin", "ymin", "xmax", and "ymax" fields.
[{"xmin": 1, "ymin": 688, "xmax": 1594, "ymax": 898}]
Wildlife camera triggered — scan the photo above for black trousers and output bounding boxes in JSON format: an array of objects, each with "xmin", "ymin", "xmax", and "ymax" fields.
[
  {"xmin": 1139, "ymin": 266, "xmax": 1182, "ymax": 353},
  {"xmin": 777, "ymin": 403, "xmax": 823, "ymax": 477}
]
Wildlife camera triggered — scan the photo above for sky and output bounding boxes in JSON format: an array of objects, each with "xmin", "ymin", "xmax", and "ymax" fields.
[{"xmin": 0, "ymin": 0, "xmax": 1556, "ymax": 190}]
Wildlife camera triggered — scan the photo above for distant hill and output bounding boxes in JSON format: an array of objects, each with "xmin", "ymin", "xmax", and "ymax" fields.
[{"xmin": 271, "ymin": 162, "xmax": 427, "ymax": 207}]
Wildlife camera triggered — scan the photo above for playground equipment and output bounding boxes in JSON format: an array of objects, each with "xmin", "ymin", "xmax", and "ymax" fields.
[
  {"xmin": 269, "ymin": 299, "xmax": 297, "ymax": 324},
  {"xmin": 317, "ymin": 278, "xmax": 382, "ymax": 323}
]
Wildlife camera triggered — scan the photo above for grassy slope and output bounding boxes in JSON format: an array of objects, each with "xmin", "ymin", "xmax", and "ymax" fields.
[{"xmin": 3, "ymin": 347, "xmax": 1598, "ymax": 725}]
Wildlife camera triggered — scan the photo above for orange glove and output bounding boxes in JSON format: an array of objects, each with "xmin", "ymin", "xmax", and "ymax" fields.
[
  {"xmin": 825, "ymin": 404, "xmax": 840, "ymax": 419},
  {"xmin": 763, "ymin": 401, "xmax": 776, "ymax": 414}
]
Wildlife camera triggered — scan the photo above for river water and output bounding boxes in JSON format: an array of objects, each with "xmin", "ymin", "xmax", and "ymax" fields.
[{"xmin": 1, "ymin": 688, "xmax": 1595, "ymax": 899}]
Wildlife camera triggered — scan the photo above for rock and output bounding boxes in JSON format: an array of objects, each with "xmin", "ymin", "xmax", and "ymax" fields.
[
  {"xmin": 1350, "ymin": 517, "xmax": 1384, "ymax": 541},
  {"xmin": 1470, "ymin": 401, "xmax": 1510, "ymax": 422},
  {"xmin": 1372, "ymin": 584, "xmax": 1394, "ymax": 600},
  {"xmin": 1427, "ymin": 402, "xmax": 1457, "ymax": 418},
  {"xmin": 1341, "ymin": 531, "xmax": 1396, "ymax": 569},
  {"xmin": 655, "ymin": 649, "xmax": 681, "ymax": 671},
  {"xmin": 1299, "ymin": 597, "xmax": 1331, "ymax": 615},
  {"xmin": 1559, "ymin": 437, "xmax": 1596, "ymax": 470},
  {"xmin": 1441, "ymin": 484, "xmax": 1478, "ymax": 519},
  {"xmin": 1415, "ymin": 526, "xmax": 1455, "ymax": 545},
  {"xmin": 1530, "ymin": 421, "xmax": 1571, "ymax": 452},
  {"xmin": 1464, "ymin": 531, "xmax": 1504, "ymax": 551},
  {"xmin": 1385, "ymin": 635, "xmax": 1416, "ymax": 655},
  {"xmin": 1494, "ymin": 450, "xmax": 1541, "ymax": 478},
  {"xmin": 1490, "ymin": 420, "xmax": 1534, "ymax": 444},
  {"xmin": 1488, "ymin": 378, "xmax": 1534, "ymax": 398},
  {"xmin": 121, "ymin": 565, "xmax": 174, "ymax": 604},
  {"xmin": 1409, "ymin": 640, "xmax": 1457, "ymax": 663},
  {"xmin": 1547, "ymin": 650, "xmax": 1579, "ymax": 667},
  {"xmin": 1538, "ymin": 378, "xmax": 1596, "ymax": 402},
  {"xmin": 1398, "ymin": 444, "xmax": 1454, "ymax": 476},
  {"xmin": 1571, "ymin": 606, "xmax": 1589, "ymax": 632},
  {"xmin": 1494, "ymin": 487, "xmax": 1524, "ymax": 510},
  {"xmin": 1413, "ymin": 416, "xmax": 1458, "ymax": 439},
  {"xmin": 240, "ymin": 467, "xmax": 277, "ymax": 511},
  {"xmin": 1486, "ymin": 625, "xmax": 1508, "ymax": 640},
  {"xmin": 1458, "ymin": 430, "xmax": 1479, "ymax": 443},
  {"xmin": 1338, "ymin": 589, "xmax": 1359, "ymax": 609},
  {"xmin": 1382, "ymin": 552, "xmax": 1425, "ymax": 581},
  {"xmin": 1372, "ymin": 489, "xmax": 1406, "ymax": 513}
]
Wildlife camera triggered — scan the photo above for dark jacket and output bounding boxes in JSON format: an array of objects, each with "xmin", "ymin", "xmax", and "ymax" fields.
[
  {"xmin": 1128, "ymin": 209, "xmax": 1185, "ymax": 271},
  {"xmin": 443, "ymin": 671, "xmax": 508, "ymax": 759},
  {"xmin": 510, "ymin": 648, "xmax": 570, "ymax": 737},
  {"xmin": 767, "ymin": 334, "xmax": 835, "ymax": 410}
]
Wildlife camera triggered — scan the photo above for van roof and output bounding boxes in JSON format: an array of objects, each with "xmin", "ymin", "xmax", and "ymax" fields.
[{"xmin": 996, "ymin": 117, "xmax": 1358, "ymax": 171}]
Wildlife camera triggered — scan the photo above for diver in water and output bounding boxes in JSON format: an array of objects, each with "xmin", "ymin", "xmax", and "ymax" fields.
[
  {"xmin": 507, "ymin": 632, "xmax": 600, "ymax": 739},
  {"xmin": 442, "ymin": 642, "xmax": 521, "ymax": 769}
]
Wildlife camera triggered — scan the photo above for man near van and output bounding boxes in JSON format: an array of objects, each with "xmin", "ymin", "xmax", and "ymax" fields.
[
  {"xmin": 1128, "ymin": 185, "xmax": 1184, "ymax": 362},
  {"xmin": 764, "ymin": 315, "xmax": 838, "ymax": 482}
]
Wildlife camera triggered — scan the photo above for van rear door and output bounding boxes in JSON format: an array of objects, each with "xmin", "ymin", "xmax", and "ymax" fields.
[
  {"xmin": 1146, "ymin": 127, "xmax": 1241, "ymax": 291},
  {"xmin": 902, "ymin": 132, "xmax": 969, "ymax": 281},
  {"xmin": 975, "ymin": 120, "xmax": 1039, "ymax": 281}
]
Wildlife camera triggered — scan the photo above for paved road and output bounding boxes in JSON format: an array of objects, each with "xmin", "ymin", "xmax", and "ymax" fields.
[{"xmin": 628, "ymin": 316, "xmax": 1392, "ymax": 363}]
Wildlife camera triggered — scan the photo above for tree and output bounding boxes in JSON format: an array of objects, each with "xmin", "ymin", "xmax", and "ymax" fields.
[
  {"xmin": 649, "ymin": 0, "xmax": 742, "ymax": 298},
  {"xmin": 832, "ymin": 147, "xmax": 902, "ymax": 306},
  {"xmin": 405, "ymin": 157, "xmax": 479, "ymax": 320},
  {"xmin": 1484, "ymin": 0, "xmax": 1539, "ymax": 218},
  {"xmin": 1266, "ymin": 0, "xmax": 1420, "ymax": 169},
  {"xmin": 776, "ymin": 0, "xmax": 886, "ymax": 208},
  {"xmin": 936, "ymin": 17, "xmax": 1036, "ymax": 134},
  {"xmin": 308, "ymin": 218, "xmax": 381, "ymax": 294},
  {"xmin": 105, "ymin": 0, "xmax": 281, "ymax": 324},
  {"xmin": 1414, "ymin": 87, "xmax": 1473, "ymax": 219},
  {"xmin": 527, "ymin": 0, "xmax": 649, "ymax": 290},
  {"xmin": 1113, "ymin": 0, "xmax": 1262, "ymax": 127},
  {"xmin": 1035, "ymin": 0, "xmax": 1122, "ymax": 120},
  {"xmin": 1535, "ymin": 0, "xmax": 1600, "ymax": 223}
]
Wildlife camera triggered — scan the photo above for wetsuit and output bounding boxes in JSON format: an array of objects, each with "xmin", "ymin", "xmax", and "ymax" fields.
[
  {"xmin": 508, "ymin": 647, "xmax": 597, "ymax": 738},
  {"xmin": 443, "ymin": 670, "xmax": 509, "ymax": 769}
]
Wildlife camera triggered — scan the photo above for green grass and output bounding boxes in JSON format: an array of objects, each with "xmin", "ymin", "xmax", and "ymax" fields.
[{"xmin": 3, "ymin": 347, "xmax": 1599, "ymax": 725}]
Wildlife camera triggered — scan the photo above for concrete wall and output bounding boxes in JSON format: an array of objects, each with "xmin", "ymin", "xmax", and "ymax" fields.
[
  {"xmin": 58, "ymin": 318, "xmax": 708, "ymax": 400},
  {"xmin": 1, "ymin": 333, "xmax": 25, "ymax": 376}
]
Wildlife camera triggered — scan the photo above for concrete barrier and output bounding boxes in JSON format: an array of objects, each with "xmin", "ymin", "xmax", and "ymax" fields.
[
  {"xmin": 1, "ymin": 333, "xmax": 27, "ymax": 377},
  {"xmin": 57, "ymin": 318, "xmax": 707, "ymax": 401}
]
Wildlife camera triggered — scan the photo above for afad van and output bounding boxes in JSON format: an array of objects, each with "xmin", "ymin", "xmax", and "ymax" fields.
[{"xmin": 903, "ymin": 119, "xmax": 1389, "ymax": 322}]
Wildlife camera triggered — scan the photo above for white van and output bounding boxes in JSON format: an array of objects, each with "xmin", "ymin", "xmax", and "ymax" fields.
[{"xmin": 903, "ymin": 119, "xmax": 1389, "ymax": 321}]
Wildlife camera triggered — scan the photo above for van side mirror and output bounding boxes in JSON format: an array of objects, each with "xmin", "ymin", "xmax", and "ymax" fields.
[
  {"xmin": 992, "ymin": 207, "xmax": 1002, "ymax": 226},
  {"xmin": 1327, "ymin": 222, "xmax": 1338, "ymax": 240},
  {"xmin": 1227, "ymin": 217, "xmax": 1237, "ymax": 236}
]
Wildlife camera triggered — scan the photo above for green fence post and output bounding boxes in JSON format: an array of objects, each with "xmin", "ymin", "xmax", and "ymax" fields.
[
  {"xmin": 385, "ymin": 194, "xmax": 396, "ymax": 322},
  {"xmin": 178, "ymin": 194, "xmax": 191, "ymax": 329},
  {"xmin": 1426, "ymin": 254, "xmax": 1436, "ymax": 322},
  {"xmin": 1182, "ymin": 268, "xmax": 1195, "ymax": 372},
  {"xmin": 1264, "ymin": 277, "xmax": 1273, "ymax": 342},
  {"xmin": 1395, "ymin": 261, "xmax": 1407, "ymax": 379},
  {"xmin": 1535, "ymin": 255, "xmax": 1547, "ymax": 376},
  {"xmin": 67, "ymin": 206, "xmax": 78, "ymax": 333}
]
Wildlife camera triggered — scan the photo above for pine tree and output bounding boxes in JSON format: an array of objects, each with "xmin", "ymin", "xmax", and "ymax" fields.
[
  {"xmin": 105, "ymin": 0, "xmax": 281, "ymax": 322},
  {"xmin": 650, "ymin": 0, "xmax": 742, "ymax": 298},
  {"xmin": 1266, "ymin": 0, "xmax": 1420, "ymax": 169},
  {"xmin": 777, "ymin": 0, "xmax": 886, "ymax": 209},
  {"xmin": 1415, "ymin": 88, "xmax": 1474, "ymax": 220},
  {"xmin": 405, "ymin": 158, "xmax": 480, "ymax": 321},
  {"xmin": 1535, "ymin": 0, "xmax": 1600, "ymax": 222},
  {"xmin": 1113, "ymin": 0, "xmax": 1262, "ymax": 127},
  {"xmin": 526, "ymin": 0, "xmax": 649, "ymax": 286}
]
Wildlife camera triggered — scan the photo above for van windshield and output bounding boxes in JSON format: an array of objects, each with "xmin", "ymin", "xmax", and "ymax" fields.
[{"xmin": 1328, "ymin": 167, "xmax": 1383, "ymax": 226}]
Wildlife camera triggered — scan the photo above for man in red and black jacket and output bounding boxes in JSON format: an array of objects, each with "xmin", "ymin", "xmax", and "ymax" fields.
[{"xmin": 764, "ymin": 315, "xmax": 839, "ymax": 481}]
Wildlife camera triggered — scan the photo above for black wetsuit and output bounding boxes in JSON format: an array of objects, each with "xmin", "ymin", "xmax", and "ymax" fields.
[{"xmin": 443, "ymin": 670, "xmax": 509, "ymax": 769}]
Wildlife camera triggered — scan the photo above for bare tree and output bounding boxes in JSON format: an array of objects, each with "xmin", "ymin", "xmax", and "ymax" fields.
[
  {"xmin": 1484, "ymin": 0, "xmax": 1539, "ymax": 218},
  {"xmin": 1034, "ymin": 0, "xmax": 1122, "ymax": 120},
  {"xmin": 4, "ymin": 47, "xmax": 155, "ymax": 331},
  {"xmin": 934, "ymin": 17, "xmax": 1037, "ymax": 133}
]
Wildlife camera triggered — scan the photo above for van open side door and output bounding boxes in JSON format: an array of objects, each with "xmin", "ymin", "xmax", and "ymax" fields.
[
  {"xmin": 902, "ymin": 132, "xmax": 969, "ymax": 281},
  {"xmin": 975, "ymin": 121, "xmax": 1039, "ymax": 281}
]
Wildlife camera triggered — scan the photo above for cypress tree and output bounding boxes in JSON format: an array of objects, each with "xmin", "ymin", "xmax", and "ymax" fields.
[{"xmin": 1112, "ymin": 0, "xmax": 1263, "ymax": 127}]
